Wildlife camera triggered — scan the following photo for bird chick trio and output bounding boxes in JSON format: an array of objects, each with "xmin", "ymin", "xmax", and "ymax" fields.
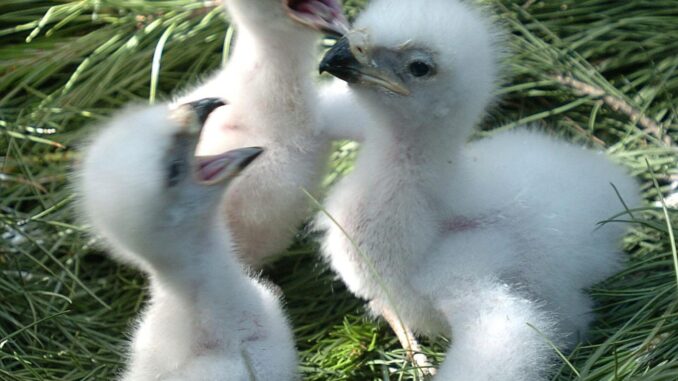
[{"xmin": 77, "ymin": 0, "xmax": 641, "ymax": 380}]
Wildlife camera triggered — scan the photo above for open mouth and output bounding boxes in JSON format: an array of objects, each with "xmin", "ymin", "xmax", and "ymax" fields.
[
  {"xmin": 196, "ymin": 154, "xmax": 232, "ymax": 184},
  {"xmin": 195, "ymin": 147, "xmax": 263, "ymax": 185},
  {"xmin": 175, "ymin": 98, "xmax": 263, "ymax": 185},
  {"xmin": 285, "ymin": 0, "xmax": 349, "ymax": 37}
]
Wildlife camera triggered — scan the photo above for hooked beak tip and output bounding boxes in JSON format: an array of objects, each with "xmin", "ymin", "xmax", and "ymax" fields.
[
  {"xmin": 186, "ymin": 98, "xmax": 226, "ymax": 125},
  {"xmin": 237, "ymin": 147, "xmax": 264, "ymax": 171},
  {"xmin": 319, "ymin": 36, "xmax": 361, "ymax": 82}
]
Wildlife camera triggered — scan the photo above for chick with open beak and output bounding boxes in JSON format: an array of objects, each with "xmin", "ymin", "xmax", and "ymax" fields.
[
  {"xmin": 78, "ymin": 98, "xmax": 297, "ymax": 381},
  {"xmin": 170, "ymin": 98, "xmax": 263, "ymax": 186}
]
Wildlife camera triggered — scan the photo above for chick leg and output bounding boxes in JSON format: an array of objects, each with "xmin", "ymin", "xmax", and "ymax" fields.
[
  {"xmin": 436, "ymin": 279, "xmax": 557, "ymax": 381},
  {"xmin": 381, "ymin": 306, "xmax": 437, "ymax": 377}
]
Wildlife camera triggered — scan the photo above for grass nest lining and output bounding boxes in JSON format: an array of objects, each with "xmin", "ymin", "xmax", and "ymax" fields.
[{"xmin": 1, "ymin": 0, "xmax": 677, "ymax": 380}]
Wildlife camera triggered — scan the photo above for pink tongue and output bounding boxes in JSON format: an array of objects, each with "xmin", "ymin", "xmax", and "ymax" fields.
[
  {"xmin": 294, "ymin": 0, "xmax": 343, "ymax": 20},
  {"xmin": 298, "ymin": 1, "xmax": 332, "ymax": 17},
  {"xmin": 287, "ymin": 0, "xmax": 349, "ymax": 36},
  {"xmin": 197, "ymin": 155, "xmax": 230, "ymax": 183}
]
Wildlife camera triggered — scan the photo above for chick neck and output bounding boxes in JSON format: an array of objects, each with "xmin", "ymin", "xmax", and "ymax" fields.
[
  {"xmin": 142, "ymin": 191, "xmax": 251, "ymax": 302},
  {"xmin": 222, "ymin": 20, "xmax": 319, "ymax": 142},
  {"xmin": 228, "ymin": 9, "xmax": 318, "ymax": 82},
  {"xmin": 141, "ymin": 199, "xmax": 261, "ymax": 344},
  {"xmin": 364, "ymin": 99, "xmax": 479, "ymax": 173}
]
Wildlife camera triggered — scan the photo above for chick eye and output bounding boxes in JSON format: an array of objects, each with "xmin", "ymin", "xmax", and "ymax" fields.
[
  {"xmin": 408, "ymin": 61, "xmax": 432, "ymax": 77},
  {"xmin": 167, "ymin": 159, "xmax": 185, "ymax": 187}
]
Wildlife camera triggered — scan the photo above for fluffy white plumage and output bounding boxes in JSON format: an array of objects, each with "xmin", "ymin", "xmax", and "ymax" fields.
[
  {"xmin": 317, "ymin": 0, "xmax": 641, "ymax": 379},
  {"xmin": 176, "ymin": 0, "xmax": 349, "ymax": 266},
  {"xmin": 77, "ymin": 101, "xmax": 297, "ymax": 380},
  {"xmin": 318, "ymin": 80, "xmax": 369, "ymax": 142}
]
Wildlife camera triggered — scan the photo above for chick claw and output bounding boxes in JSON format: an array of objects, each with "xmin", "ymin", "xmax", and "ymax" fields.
[{"xmin": 381, "ymin": 307, "xmax": 437, "ymax": 378}]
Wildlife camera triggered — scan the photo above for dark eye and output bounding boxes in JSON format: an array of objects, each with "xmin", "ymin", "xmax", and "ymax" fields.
[
  {"xmin": 408, "ymin": 61, "xmax": 432, "ymax": 77},
  {"xmin": 167, "ymin": 159, "xmax": 184, "ymax": 187}
]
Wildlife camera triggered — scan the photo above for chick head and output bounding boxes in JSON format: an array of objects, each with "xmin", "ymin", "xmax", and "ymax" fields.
[
  {"xmin": 79, "ymin": 99, "xmax": 262, "ymax": 257},
  {"xmin": 320, "ymin": 0, "xmax": 500, "ymax": 132}
]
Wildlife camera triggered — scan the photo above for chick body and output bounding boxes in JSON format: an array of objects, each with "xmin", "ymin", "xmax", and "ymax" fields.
[
  {"xmin": 78, "ymin": 103, "xmax": 298, "ymax": 380},
  {"xmin": 318, "ymin": 1, "xmax": 640, "ymax": 379},
  {"xmin": 178, "ymin": 0, "xmax": 351, "ymax": 265}
]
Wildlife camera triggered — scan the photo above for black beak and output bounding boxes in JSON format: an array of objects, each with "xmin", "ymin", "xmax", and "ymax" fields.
[
  {"xmin": 319, "ymin": 36, "xmax": 362, "ymax": 83},
  {"xmin": 319, "ymin": 36, "xmax": 411, "ymax": 95},
  {"xmin": 186, "ymin": 98, "xmax": 226, "ymax": 125},
  {"xmin": 236, "ymin": 147, "xmax": 264, "ymax": 171}
]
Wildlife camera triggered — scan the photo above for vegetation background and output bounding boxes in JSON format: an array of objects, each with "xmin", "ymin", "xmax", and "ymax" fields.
[{"xmin": 1, "ymin": 0, "xmax": 677, "ymax": 380}]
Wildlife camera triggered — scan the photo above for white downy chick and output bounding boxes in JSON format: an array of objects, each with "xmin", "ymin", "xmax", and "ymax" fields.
[
  {"xmin": 78, "ymin": 99, "xmax": 298, "ymax": 381},
  {"xmin": 176, "ymin": 0, "xmax": 350, "ymax": 266},
  {"xmin": 317, "ymin": 0, "xmax": 641, "ymax": 379}
]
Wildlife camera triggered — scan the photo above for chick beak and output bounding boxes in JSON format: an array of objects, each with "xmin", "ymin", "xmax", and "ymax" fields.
[
  {"xmin": 187, "ymin": 98, "xmax": 227, "ymax": 125},
  {"xmin": 171, "ymin": 98, "xmax": 262, "ymax": 186},
  {"xmin": 319, "ymin": 36, "xmax": 411, "ymax": 96},
  {"xmin": 169, "ymin": 98, "xmax": 224, "ymax": 139},
  {"xmin": 195, "ymin": 147, "xmax": 264, "ymax": 185},
  {"xmin": 285, "ymin": 0, "xmax": 350, "ymax": 37}
]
